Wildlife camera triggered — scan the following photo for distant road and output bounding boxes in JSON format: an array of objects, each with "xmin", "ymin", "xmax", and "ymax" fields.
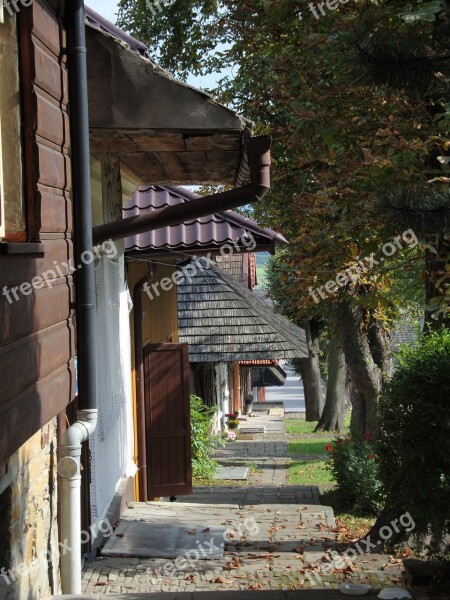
[{"xmin": 265, "ymin": 369, "xmax": 306, "ymax": 412}]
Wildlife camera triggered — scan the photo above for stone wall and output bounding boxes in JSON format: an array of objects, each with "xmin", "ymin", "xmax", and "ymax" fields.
[{"xmin": 0, "ymin": 419, "xmax": 60, "ymax": 600}]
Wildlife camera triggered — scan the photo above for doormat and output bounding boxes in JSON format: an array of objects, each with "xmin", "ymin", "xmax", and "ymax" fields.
[
  {"xmin": 214, "ymin": 466, "xmax": 249, "ymax": 480},
  {"xmin": 101, "ymin": 521, "xmax": 226, "ymax": 559}
]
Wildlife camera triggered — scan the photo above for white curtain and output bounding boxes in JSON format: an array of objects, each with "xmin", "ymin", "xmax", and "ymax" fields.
[{"xmin": 90, "ymin": 255, "xmax": 136, "ymax": 526}]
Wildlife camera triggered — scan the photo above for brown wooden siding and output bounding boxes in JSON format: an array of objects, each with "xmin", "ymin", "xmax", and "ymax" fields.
[{"xmin": 0, "ymin": 0, "xmax": 73, "ymax": 464}]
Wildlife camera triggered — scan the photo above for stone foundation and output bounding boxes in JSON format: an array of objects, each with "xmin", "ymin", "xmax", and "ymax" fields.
[{"xmin": 0, "ymin": 419, "xmax": 60, "ymax": 600}]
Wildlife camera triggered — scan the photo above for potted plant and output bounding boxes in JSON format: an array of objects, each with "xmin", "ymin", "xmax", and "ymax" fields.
[{"xmin": 225, "ymin": 412, "xmax": 239, "ymax": 429}]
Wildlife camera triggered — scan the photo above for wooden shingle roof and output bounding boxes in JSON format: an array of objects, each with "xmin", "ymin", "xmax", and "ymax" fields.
[{"xmin": 177, "ymin": 259, "xmax": 308, "ymax": 362}]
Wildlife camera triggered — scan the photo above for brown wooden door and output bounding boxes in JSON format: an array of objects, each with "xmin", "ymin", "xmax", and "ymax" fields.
[{"xmin": 144, "ymin": 343, "xmax": 192, "ymax": 498}]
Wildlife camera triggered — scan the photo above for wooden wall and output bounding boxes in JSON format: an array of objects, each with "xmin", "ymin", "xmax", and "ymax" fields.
[
  {"xmin": 0, "ymin": 0, "xmax": 74, "ymax": 464},
  {"xmin": 128, "ymin": 261, "xmax": 180, "ymax": 348}
]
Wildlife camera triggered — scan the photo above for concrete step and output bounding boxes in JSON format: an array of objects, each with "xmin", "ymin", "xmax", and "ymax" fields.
[{"xmin": 50, "ymin": 591, "xmax": 396, "ymax": 600}]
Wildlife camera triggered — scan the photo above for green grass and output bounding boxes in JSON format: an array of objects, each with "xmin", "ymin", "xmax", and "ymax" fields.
[
  {"xmin": 285, "ymin": 419, "xmax": 322, "ymax": 435},
  {"xmin": 287, "ymin": 439, "xmax": 333, "ymax": 455},
  {"xmin": 321, "ymin": 488, "xmax": 376, "ymax": 535},
  {"xmin": 285, "ymin": 418, "xmax": 349, "ymax": 436},
  {"xmin": 288, "ymin": 460, "xmax": 334, "ymax": 485}
]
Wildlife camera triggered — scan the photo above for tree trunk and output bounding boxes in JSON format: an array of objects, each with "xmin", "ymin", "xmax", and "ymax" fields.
[
  {"xmin": 338, "ymin": 300, "xmax": 383, "ymax": 435},
  {"xmin": 315, "ymin": 331, "xmax": 346, "ymax": 432},
  {"xmin": 424, "ymin": 239, "xmax": 450, "ymax": 331},
  {"xmin": 300, "ymin": 319, "xmax": 325, "ymax": 421},
  {"xmin": 349, "ymin": 384, "xmax": 366, "ymax": 436},
  {"xmin": 353, "ymin": 508, "xmax": 412, "ymax": 554}
]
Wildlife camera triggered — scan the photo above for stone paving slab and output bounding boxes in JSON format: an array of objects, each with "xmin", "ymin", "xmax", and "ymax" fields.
[
  {"xmin": 239, "ymin": 427, "xmax": 266, "ymax": 434},
  {"xmin": 214, "ymin": 466, "xmax": 249, "ymax": 480},
  {"xmin": 101, "ymin": 521, "xmax": 226, "ymax": 559},
  {"xmin": 269, "ymin": 408, "xmax": 285, "ymax": 416}
]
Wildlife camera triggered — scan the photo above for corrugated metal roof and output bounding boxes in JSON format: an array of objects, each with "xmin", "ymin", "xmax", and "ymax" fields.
[
  {"xmin": 124, "ymin": 186, "xmax": 288, "ymax": 254},
  {"xmin": 177, "ymin": 258, "xmax": 307, "ymax": 362}
]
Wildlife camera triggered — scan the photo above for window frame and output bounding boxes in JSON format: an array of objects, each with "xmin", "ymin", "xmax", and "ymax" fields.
[{"xmin": 0, "ymin": 116, "xmax": 4, "ymax": 239}]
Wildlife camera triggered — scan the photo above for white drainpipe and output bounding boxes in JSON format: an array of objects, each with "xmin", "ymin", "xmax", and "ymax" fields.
[{"xmin": 57, "ymin": 409, "xmax": 98, "ymax": 594}]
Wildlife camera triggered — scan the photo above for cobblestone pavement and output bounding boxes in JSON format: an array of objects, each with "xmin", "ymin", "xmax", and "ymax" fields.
[
  {"xmin": 81, "ymin": 413, "xmax": 405, "ymax": 595},
  {"xmin": 213, "ymin": 441, "xmax": 287, "ymax": 459},
  {"xmin": 177, "ymin": 459, "xmax": 320, "ymax": 505},
  {"xmin": 82, "ymin": 503, "xmax": 338, "ymax": 594}
]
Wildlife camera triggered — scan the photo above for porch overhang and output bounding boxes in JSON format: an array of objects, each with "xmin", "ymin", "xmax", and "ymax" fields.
[
  {"xmin": 252, "ymin": 365, "xmax": 287, "ymax": 387},
  {"xmin": 85, "ymin": 10, "xmax": 253, "ymax": 186},
  {"xmin": 177, "ymin": 259, "xmax": 308, "ymax": 362}
]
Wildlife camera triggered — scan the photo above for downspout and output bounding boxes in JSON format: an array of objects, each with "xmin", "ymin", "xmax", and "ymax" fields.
[
  {"xmin": 57, "ymin": 0, "xmax": 98, "ymax": 594},
  {"xmin": 92, "ymin": 136, "xmax": 271, "ymax": 245},
  {"xmin": 133, "ymin": 267, "xmax": 156, "ymax": 502}
]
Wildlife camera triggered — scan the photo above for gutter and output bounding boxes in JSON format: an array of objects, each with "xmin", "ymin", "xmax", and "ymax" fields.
[
  {"xmin": 58, "ymin": 0, "xmax": 98, "ymax": 594},
  {"xmin": 92, "ymin": 136, "xmax": 271, "ymax": 245}
]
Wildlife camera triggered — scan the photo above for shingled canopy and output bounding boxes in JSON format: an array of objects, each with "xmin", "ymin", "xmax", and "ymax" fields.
[{"xmin": 177, "ymin": 259, "xmax": 308, "ymax": 362}]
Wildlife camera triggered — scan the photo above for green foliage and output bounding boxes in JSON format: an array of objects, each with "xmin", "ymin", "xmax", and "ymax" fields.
[
  {"xmin": 378, "ymin": 329, "xmax": 450, "ymax": 550},
  {"xmin": 327, "ymin": 436, "xmax": 385, "ymax": 515},
  {"xmin": 190, "ymin": 394, "xmax": 220, "ymax": 480},
  {"xmin": 118, "ymin": 0, "xmax": 449, "ymax": 322}
]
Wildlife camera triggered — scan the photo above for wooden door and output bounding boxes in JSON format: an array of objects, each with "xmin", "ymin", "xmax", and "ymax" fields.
[{"xmin": 143, "ymin": 343, "xmax": 192, "ymax": 498}]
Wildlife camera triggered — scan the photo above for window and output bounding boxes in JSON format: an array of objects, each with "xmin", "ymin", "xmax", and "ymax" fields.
[
  {"xmin": 0, "ymin": 117, "xmax": 4, "ymax": 239},
  {"xmin": 0, "ymin": 12, "xmax": 25, "ymax": 241}
]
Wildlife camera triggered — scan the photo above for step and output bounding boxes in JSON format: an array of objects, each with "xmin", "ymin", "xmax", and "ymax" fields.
[{"xmin": 49, "ymin": 591, "xmax": 400, "ymax": 600}]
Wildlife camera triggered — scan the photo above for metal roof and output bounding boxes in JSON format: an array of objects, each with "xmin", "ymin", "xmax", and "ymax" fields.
[
  {"xmin": 124, "ymin": 186, "xmax": 287, "ymax": 254},
  {"xmin": 177, "ymin": 258, "xmax": 307, "ymax": 362}
]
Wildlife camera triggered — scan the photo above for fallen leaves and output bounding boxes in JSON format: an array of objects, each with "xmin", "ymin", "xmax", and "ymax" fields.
[
  {"xmin": 213, "ymin": 576, "xmax": 234, "ymax": 584},
  {"xmin": 248, "ymin": 582, "xmax": 262, "ymax": 590}
]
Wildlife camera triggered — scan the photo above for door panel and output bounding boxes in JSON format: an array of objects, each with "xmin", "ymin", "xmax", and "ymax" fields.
[{"xmin": 144, "ymin": 343, "xmax": 192, "ymax": 498}]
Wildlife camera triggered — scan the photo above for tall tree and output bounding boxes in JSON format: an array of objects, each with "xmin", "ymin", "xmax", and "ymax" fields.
[{"xmin": 118, "ymin": 0, "xmax": 449, "ymax": 433}]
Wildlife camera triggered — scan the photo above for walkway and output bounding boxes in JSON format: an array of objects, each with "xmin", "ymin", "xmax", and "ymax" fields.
[
  {"xmin": 79, "ymin": 412, "xmax": 408, "ymax": 596},
  {"xmin": 81, "ymin": 413, "xmax": 335, "ymax": 594}
]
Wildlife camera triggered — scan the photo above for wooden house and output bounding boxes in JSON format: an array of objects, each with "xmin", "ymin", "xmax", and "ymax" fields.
[
  {"xmin": 123, "ymin": 186, "xmax": 307, "ymax": 498},
  {"xmin": 0, "ymin": 3, "xmax": 271, "ymax": 595}
]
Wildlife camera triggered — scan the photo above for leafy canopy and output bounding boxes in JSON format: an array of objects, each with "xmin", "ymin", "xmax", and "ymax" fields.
[{"xmin": 118, "ymin": 0, "xmax": 449, "ymax": 322}]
